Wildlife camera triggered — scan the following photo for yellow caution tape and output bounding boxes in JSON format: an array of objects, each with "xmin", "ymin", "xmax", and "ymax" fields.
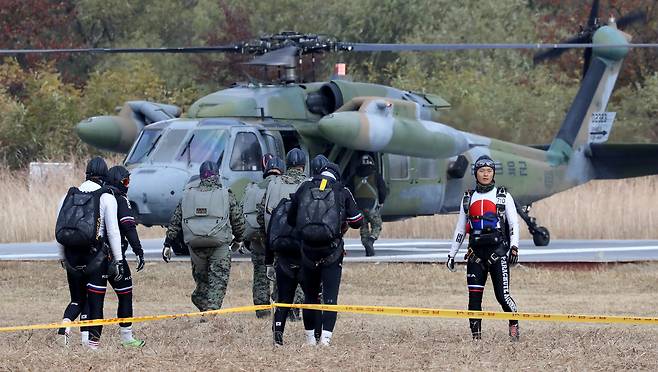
[
  {"xmin": 0, "ymin": 305, "xmax": 271, "ymax": 333},
  {"xmin": 274, "ymin": 303, "xmax": 658, "ymax": 326},
  {"xmin": 3, "ymin": 303, "xmax": 658, "ymax": 333}
]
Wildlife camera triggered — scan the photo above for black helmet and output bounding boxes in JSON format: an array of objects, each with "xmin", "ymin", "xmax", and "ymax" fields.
[
  {"xmin": 85, "ymin": 156, "xmax": 108, "ymax": 182},
  {"xmin": 199, "ymin": 160, "xmax": 219, "ymax": 180},
  {"xmin": 320, "ymin": 162, "xmax": 341, "ymax": 180},
  {"xmin": 106, "ymin": 165, "xmax": 131, "ymax": 194},
  {"xmin": 286, "ymin": 148, "xmax": 306, "ymax": 168},
  {"xmin": 310, "ymin": 154, "xmax": 329, "ymax": 176},
  {"xmin": 265, "ymin": 156, "xmax": 285, "ymax": 176},
  {"xmin": 473, "ymin": 155, "xmax": 495, "ymax": 176}
]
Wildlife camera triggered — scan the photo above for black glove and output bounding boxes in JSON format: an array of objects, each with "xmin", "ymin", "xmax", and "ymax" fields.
[
  {"xmin": 446, "ymin": 255, "xmax": 456, "ymax": 272},
  {"xmin": 136, "ymin": 253, "xmax": 145, "ymax": 272},
  {"xmin": 110, "ymin": 260, "xmax": 125, "ymax": 281},
  {"xmin": 509, "ymin": 246, "xmax": 519, "ymax": 265},
  {"xmin": 162, "ymin": 241, "xmax": 173, "ymax": 263}
]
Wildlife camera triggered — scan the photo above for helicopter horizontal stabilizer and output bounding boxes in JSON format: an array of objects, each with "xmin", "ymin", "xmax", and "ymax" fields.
[{"xmin": 587, "ymin": 143, "xmax": 658, "ymax": 179}]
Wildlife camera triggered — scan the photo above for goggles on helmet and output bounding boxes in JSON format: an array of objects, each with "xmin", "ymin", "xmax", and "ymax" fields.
[{"xmin": 474, "ymin": 158, "xmax": 495, "ymax": 169}]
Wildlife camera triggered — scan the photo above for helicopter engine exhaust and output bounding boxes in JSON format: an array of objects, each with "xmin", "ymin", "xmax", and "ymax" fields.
[{"xmin": 318, "ymin": 97, "xmax": 469, "ymax": 159}]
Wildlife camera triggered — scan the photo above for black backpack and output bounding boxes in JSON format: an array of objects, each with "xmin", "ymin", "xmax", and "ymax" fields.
[
  {"xmin": 55, "ymin": 187, "xmax": 107, "ymax": 251},
  {"xmin": 295, "ymin": 181, "xmax": 341, "ymax": 246},
  {"xmin": 266, "ymin": 199, "xmax": 300, "ymax": 256}
]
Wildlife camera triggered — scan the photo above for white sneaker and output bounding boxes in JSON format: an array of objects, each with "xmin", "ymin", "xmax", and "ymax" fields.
[
  {"xmin": 304, "ymin": 330, "xmax": 317, "ymax": 346},
  {"xmin": 85, "ymin": 340, "xmax": 100, "ymax": 350},
  {"xmin": 319, "ymin": 330, "xmax": 332, "ymax": 346},
  {"xmin": 57, "ymin": 329, "xmax": 70, "ymax": 347}
]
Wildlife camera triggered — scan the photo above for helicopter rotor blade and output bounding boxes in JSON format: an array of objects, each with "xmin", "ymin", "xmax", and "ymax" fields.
[
  {"xmin": 616, "ymin": 10, "xmax": 647, "ymax": 28},
  {"xmin": 0, "ymin": 45, "xmax": 242, "ymax": 55},
  {"xmin": 531, "ymin": 34, "xmax": 591, "ymax": 64},
  {"xmin": 588, "ymin": 0, "xmax": 600, "ymax": 27}
]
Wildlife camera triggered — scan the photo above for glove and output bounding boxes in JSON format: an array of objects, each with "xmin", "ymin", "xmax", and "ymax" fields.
[
  {"xmin": 136, "ymin": 253, "xmax": 145, "ymax": 272},
  {"xmin": 487, "ymin": 252, "xmax": 500, "ymax": 266},
  {"xmin": 110, "ymin": 260, "xmax": 124, "ymax": 281},
  {"xmin": 266, "ymin": 265, "xmax": 276, "ymax": 281},
  {"xmin": 446, "ymin": 255, "xmax": 456, "ymax": 272},
  {"xmin": 162, "ymin": 243, "xmax": 173, "ymax": 263},
  {"xmin": 509, "ymin": 246, "xmax": 519, "ymax": 265},
  {"xmin": 464, "ymin": 247, "xmax": 473, "ymax": 261}
]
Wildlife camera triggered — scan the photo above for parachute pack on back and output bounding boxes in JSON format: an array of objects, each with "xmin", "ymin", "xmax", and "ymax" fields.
[
  {"xmin": 181, "ymin": 181, "xmax": 232, "ymax": 248},
  {"xmin": 55, "ymin": 187, "xmax": 107, "ymax": 251},
  {"xmin": 266, "ymin": 199, "xmax": 300, "ymax": 255},
  {"xmin": 264, "ymin": 177, "xmax": 301, "ymax": 229},
  {"xmin": 295, "ymin": 179, "xmax": 342, "ymax": 246},
  {"xmin": 243, "ymin": 182, "xmax": 266, "ymax": 241}
]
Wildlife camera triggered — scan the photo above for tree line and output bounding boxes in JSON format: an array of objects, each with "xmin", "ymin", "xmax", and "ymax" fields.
[{"xmin": 0, "ymin": 0, "xmax": 656, "ymax": 168}]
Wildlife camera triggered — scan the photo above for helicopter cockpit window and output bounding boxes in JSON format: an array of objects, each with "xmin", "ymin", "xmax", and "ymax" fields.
[
  {"xmin": 177, "ymin": 129, "xmax": 229, "ymax": 164},
  {"xmin": 230, "ymin": 132, "xmax": 263, "ymax": 171},
  {"xmin": 388, "ymin": 154, "xmax": 409, "ymax": 179},
  {"xmin": 150, "ymin": 129, "xmax": 189, "ymax": 162},
  {"xmin": 125, "ymin": 128, "xmax": 163, "ymax": 165}
]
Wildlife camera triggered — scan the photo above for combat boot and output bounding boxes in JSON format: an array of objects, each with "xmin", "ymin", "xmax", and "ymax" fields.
[
  {"xmin": 273, "ymin": 331, "xmax": 284, "ymax": 346},
  {"xmin": 364, "ymin": 237, "xmax": 376, "ymax": 257}
]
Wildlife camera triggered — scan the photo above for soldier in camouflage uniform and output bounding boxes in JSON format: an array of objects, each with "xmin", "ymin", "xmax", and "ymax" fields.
[
  {"xmin": 243, "ymin": 154, "xmax": 283, "ymax": 318},
  {"xmin": 258, "ymin": 149, "xmax": 307, "ymax": 320},
  {"xmin": 350, "ymin": 154, "xmax": 387, "ymax": 256},
  {"xmin": 163, "ymin": 161, "xmax": 245, "ymax": 311}
]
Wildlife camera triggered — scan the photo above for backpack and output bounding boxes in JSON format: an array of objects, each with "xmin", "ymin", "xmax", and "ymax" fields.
[
  {"xmin": 295, "ymin": 179, "xmax": 342, "ymax": 246},
  {"xmin": 264, "ymin": 177, "xmax": 301, "ymax": 229},
  {"xmin": 243, "ymin": 182, "xmax": 266, "ymax": 241},
  {"xmin": 55, "ymin": 187, "xmax": 108, "ymax": 252},
  {"xmin": 266, "ymin": 199, "xmax": 300, "ymax": 256},
  {"xmin": 181, "ymin": 181, "xmax": 232, "ymax": 248}
]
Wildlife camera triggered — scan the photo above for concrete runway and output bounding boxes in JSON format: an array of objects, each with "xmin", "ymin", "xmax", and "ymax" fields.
[{"xmin": 1, "ymin": 238, "xmax": 658, "ymax": 263}]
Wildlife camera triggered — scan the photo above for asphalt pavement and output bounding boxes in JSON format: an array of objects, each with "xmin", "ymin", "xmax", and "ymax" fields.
[{"xmin": 2, "ymin": 238, "xmax": 658, "ymax": 263}]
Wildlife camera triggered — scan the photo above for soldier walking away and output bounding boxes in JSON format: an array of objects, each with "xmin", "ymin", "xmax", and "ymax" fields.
[
  {"xmin": 446, "ymin": 155, "xmax": 521, "ymax": 341},
  {"xmin": 350, "ymin": 154, "xmax": 387, "ymax": 257},
  {"xmin": 258, "ymin": 149, "xmax": 308, "ymax": 323},
  {"xmin": 101, "ymin": 165, "xmax": 146, "ymax": 347},
  {"xmin": 242, "ymin": 154, "xmax": 283, "ymax": 318},
  {"xmin": 288, "ymin": 162, "xmax": 363, "ymax": 346},
  {"xmin": 55, "ymin": 157, "xmax": 124, "ymax": 349},
  {"xmin": 163, "ymin": 161, "xmax": 245, "ymax": 311}
]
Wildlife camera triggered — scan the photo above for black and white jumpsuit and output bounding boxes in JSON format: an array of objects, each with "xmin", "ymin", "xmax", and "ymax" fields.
[{"xmin": 449, "ymin": 187, "xmax": 520, "ymax": 336}]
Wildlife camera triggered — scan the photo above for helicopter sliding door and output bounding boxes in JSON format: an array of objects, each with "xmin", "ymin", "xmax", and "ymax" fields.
[{"xmin": 381, "ymin": 154, "xmax": 445, "ymax": 219}]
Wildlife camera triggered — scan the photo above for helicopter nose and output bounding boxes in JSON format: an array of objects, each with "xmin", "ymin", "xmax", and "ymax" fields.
[
  {"xmin": 127, "ymin": 166, "xmax": 190, "ymax": 226},
  {"xmin": 75, "ymin": 116, "xmax": 138, "ymax": 153}
]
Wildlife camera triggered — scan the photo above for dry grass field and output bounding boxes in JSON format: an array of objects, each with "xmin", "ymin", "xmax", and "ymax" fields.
[
  {"xmin": 0, "ymin": 164, "xmax": 656, "ymax": 243},
  {"xmin": 1, "ymin": 261, "xmax": 658, "ymax": 370}
]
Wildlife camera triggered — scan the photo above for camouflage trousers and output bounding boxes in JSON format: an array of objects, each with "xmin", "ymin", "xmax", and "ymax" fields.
[
  {"xmin": 250, "ymin": 239, "xmax": 271, "ymax": 317},
  {"xmin": 360, "ymin": 207, "xmax": 383, "ymax": 244},
  {"xmin": 189, "ymin": 245, "xmax": 231, "ymax": 311}
]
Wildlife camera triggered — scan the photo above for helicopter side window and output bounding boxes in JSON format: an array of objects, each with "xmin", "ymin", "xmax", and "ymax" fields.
[
  {"xmin": 125, "ymin": 128, "xmax": 162, "ymax": 165},
  {"xmin": 177, "ymin": 129, "xmax": 229, "ymax": 164},
  {"xmin": 388, "ymin": 154, "xmax": 409, "ymax": 179},
  {"xmin": 416, "ymin": 157, "xmax": 438, "ymax": 179},
  {"xmin": 230, "ymin": 132, "xmax": 263, "ymax": 171},
  {"xmin": 150, "ymin": 129, "xmax": 189, "ymax": 162}
]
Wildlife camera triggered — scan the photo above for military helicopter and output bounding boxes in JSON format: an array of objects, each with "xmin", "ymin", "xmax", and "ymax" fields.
[{"xmin": 3, "ymin": 1, "xmax": 656, "ymax": 255}]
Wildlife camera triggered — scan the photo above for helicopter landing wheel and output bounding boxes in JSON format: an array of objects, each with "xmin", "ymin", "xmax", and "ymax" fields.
[{"xmin": 532, "ymin": 226, "xmax": 550, "ymax": 247}]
